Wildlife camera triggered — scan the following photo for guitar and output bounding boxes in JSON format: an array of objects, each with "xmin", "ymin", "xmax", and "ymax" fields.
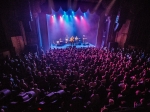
[{"xmin": 70, "ymin": 36, "xmax": 74, "ymax": 42}]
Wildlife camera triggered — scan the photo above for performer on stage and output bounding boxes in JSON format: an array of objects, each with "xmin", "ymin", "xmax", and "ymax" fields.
[
  {"xmin": 65, "ymin": 35, "xmax": 69, "ymax": 43},
  {"xmin": 70, "ymin": 36, "xmax": 75, "ymax": 46},
  {"xmin": 59, "ymin": 38, "xmax": 62, "ymax": 42},
  {"xmin": 75, "ymin": 36, "xmax": 79, "ymax": 45},
  {"xmin": 83, "ymin": 35, "xmax": 87, "ymax": 44}
]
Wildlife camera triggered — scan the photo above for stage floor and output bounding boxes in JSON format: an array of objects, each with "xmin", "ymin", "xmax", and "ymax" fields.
[{"xmin": 50, "ymin": 43, "xmax": 95, "ymax": 49}]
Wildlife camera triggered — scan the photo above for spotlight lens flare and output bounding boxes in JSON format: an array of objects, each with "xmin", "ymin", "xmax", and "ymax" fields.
[
  {"xmin": 75, "ymin": 16, "xmax": 77, "ymax": 19},
  {"xmin": 60, "ymin": 16, "xmax": 63, "ymax": 21},
  {"xmin": 84, "ymin": 13, "xmax": 86, "ymax": 17}
]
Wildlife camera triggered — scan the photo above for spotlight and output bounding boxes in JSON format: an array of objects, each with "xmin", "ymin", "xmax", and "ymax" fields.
[
  {"xmin": 84, "ymin": 13, "xmax": 86, "ymax": 17},
  {"xmin": 60, "ymin": 16, "xmax": 63, "ymax": 21}
]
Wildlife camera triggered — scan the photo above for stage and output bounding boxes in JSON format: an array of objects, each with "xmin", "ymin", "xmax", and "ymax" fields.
[{"xmin": 50, "ymin": 43, "xmax": 95, "ymax": 49}]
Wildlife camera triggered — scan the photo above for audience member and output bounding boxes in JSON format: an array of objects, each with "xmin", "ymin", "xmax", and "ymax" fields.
[{"xmin": 0, "ymin": 47, "xmax": 150, "ymax": 112}]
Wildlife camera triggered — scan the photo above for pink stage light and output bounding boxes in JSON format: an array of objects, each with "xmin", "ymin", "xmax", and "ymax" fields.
[
  {"xmin": 74, "ymin": 16, "xmax": 79, "ymax": 25},
  {"xmin": 60, "ymin": 16, "xmax": 64, "ymax": 24},
  {"xmin": 60, "ymin": 16, "xmax": 63, "ymax": 21},
  {"xmin": 51, "ymin": 15, "xmax": 54, "ymax": 23},
  {"xmin": 80, "ymin": 16, "xmax": 89, "ymax": 32}
]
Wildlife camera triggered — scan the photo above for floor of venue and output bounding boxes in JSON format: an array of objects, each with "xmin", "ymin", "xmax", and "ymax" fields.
[{"xmin": 50, "ymin": 43, "xmax": 95, "ymax": 49}]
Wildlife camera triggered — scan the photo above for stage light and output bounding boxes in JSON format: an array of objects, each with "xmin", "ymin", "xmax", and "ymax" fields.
[
  {"xmin": 93, "ymin": 0, "xmax": 103, "ymax": 12},
  {"xmin": 67, "ymin": 15, "xmax": 68, "ymax": 18},
  {"xmin": 52, "ymin": 16, "xmax": 53, "ymax": 17},
  {"xmin": 60, "ymin": 16, "xmax": 63, "ymax": 22},
  {"xmin": 84, "ymin": 13, "xmax": 86, "ymax": 17},
  {"xmin": 105, "ymin": 0, "xmax": 116, "ymax": 16},
  {"xmin": 72, "ymin": 11, "xmax": 74, "ymax": 16}
]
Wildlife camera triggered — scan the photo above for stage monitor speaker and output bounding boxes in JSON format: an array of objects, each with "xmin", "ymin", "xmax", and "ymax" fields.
[
  {"xmin": 108, "ymin": 42, "xmax": 118, "ymax": 50},
  {"xmin": 25, "ymin": 44, "xmax": 38, "ymax": 54}
]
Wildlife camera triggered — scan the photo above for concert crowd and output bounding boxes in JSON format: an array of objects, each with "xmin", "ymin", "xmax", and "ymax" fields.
[{"xmin": 1, "ymin": 47, "xmax": 150, "ymax": 112}]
